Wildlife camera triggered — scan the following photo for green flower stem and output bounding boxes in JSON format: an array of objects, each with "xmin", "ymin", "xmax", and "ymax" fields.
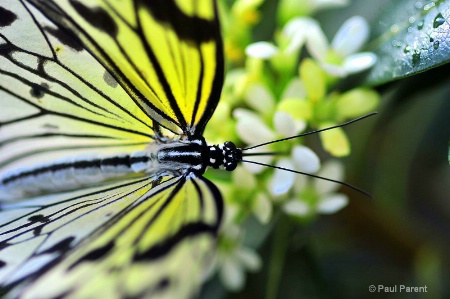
[{"xmin": 266, "ymin": 215, "xmax": 291, "ymax": 299}]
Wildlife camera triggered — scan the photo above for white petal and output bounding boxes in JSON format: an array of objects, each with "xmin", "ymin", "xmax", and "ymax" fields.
[
  {"xmin": 269, "ymin": 159, "xmax": 295, "ymax": 197},
  {"xmin": 281, "ymin": 78, "xmax": 307, "ymax": 99},
  {"xmin": 222, "ymin": 222, "xmax": 241, "ymax": 240},
  {"xmin": 285, "ymin": 32, "xmax": 307, "ymax": 54},
  {"xmin": 234, "ymin": 108, "xmax": 276, "ymax": 145},
  {"xmin": 246, "ymin": 41, "xmax": 279, "ymax": 59},
  {"xmin": 233, "ymin": 108, "xmax": 260, "ymax": 120},
  {"xmin": 283, "ymin": 17, "xmax": 316, "ymax": 54},
  {"xmin": 305, "ymin": 22, "xmax": 329, "ymax": 61},
  {"xmin": 320, "ymin": 62, "xmax": 348, "ymax": 77},
  {"xmin": 317, "ymin": 194, "xmax": 348, "ymax": 214},
  {"xmin": 236, "ymin": 247, "xmax": 262, "ymax": 271},
  {"xmin": 343, "ymin": 52, "xmax": 377, "ymax": 74},
  {"xmin": 273, "ymin": 111, "xmax": 297, "ymax": 137},
  {"xmin": 283, "ymin": 17, "xmax": 309, "ymax": 38},
  {"xmin": 331, "ymin": 16, "xmax": 370, "ymax": 56},
  {"xmin": 295, "ymin": 119, "xmax": 307, "ymax": 134},
  {"xmin": 223, "ymin": 204, "xmax": 239, "ymax": 228},
  {"xmin": 243, "ymin": 163, "xmax": 264, "ymax": 173},
  {"xmin": 220, "ymin": 258, "xmax": 245, "ymax": 291},
  {"xmin": 242, "ymin": 146, "xmax": 274, "ymax": 174},
  {"xmin": 292, "ymin": 145, "xmax": 320, "ymax": 173},
  {"xmin": 283, "ymin": 199, "xmax": 310, "ymax": 216},
  {"xmin": 314, "ymin": 160, "xmax": 344, "ymax": 194},
  {"xmin": 273, "ymin": 111, "xmax": 307, "ymax": 137},
  {"xmin": 245, "ymin": 84, "xmax": 275, "ymax": 115},
  {"xmin": 310, "ymin": 0, "xmax": 349, "ymax": 11},
  {"xmin": 252, "ymin": 192, "xmax": 272, "ymax": 224}
]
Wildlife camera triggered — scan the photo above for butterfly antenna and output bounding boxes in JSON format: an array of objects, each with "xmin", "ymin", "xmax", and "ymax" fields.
[
  {"xmin": 242, "ymin": 151, "xmax": 288, "ymax": 157},
  {"xmin": 243, "ymin": 112, "xmax": 377, "ymax": 151},
  {"xmin": 241, "ymin": 159, "xmax": 372, "ymax": 198}
]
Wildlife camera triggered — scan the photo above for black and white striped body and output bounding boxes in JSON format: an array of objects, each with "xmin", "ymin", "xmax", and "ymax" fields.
[{"xmin": 0, "ymin": 138, "xmax": 242, "ymax": 200}]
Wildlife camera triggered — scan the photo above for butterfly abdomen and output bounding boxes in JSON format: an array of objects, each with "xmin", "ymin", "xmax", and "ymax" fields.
[{"xmin": 0, "ymin": 152, "xmax": 158, "ymax": 200}]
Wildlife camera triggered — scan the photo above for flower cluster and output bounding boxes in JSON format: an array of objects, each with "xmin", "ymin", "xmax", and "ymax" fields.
[{"xmin": 205, "ymin": 0, "xmax": 380, "ymax": 292}]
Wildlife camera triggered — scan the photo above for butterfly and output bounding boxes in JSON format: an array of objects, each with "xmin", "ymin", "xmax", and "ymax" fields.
[{"xmin": 0, "ymin": 0, "xmax": 234, "ymax": 298}]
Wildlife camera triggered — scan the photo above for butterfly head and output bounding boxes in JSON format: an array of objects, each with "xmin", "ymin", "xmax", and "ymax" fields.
[{"xmin": 207, "ymin": 141, "xmax": 242, "ymax": 171}]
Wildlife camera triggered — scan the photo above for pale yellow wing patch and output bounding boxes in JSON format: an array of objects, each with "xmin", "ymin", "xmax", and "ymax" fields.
[
  {"xmin": 31, "ymin": 0, "xmax": 224, "ymax": 135},
  {"xmin": 10, "ymin": 176, "xmax": 223, "ymax": 299},
  {"xmin": 0, "ymin": 1, "xmax": 154, "ymax": 176}
]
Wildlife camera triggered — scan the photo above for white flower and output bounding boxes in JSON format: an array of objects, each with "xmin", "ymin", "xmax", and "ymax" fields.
[
  {"xmin": 269, "ymin": 145, "xmax": 320, "ymax": 198},
  {"xmin": 246, "ymin": 16, "xmax": 376, "ymax": 77},
  {"xmin": 308, "ymin": 16, "xmax": 377, "ymax": 77},
  {"xmin": 282, "ymin": 160, "xmax": 349, "ymax": 216},
  {"xmin": 283, "ymin": 17, "xmax": 327, "ymax": 56},
  {"xmin": 245, "ymin": 17, "xmax": 321, "ymax": 58},
  {"xmin": 231, "ymin": 166, "xmax": 273, "ymax": 224},
  {"xmin": 219, "ymin": 245, "xmax": 261, "ymax": 291},
  {"xmin": 245, "ymin": 42, "xmax": 279, "ymax": 59},
  {"xmin": 278, "ymin": 0, "xmax": 349, "ymax": 26},
  {"xmin": 308, "ymin": 0, "xmax": 349, "ymax": 12},
  {"xmin": 216, "ymin": 225, "xmax": 262, "ymax": 291},
  {"xmin": 252, "ymin": 192, "xmax": 272, "ymax": 224},
  {"xmin": 233, "ymin": 83, "xmax": 307, "ymax": 173},
  {"xmin": 234, "ymin": 82, "xmax": 321, "ymax": 201}
]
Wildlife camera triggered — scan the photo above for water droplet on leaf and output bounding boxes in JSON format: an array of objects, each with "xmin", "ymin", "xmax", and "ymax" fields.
[
  {"xmin": 433, "ymin": 13, "xmax": 445, "ymax": 28},
  {"xmin": 390, "ymin": 24, "xmax": 400, "ymax": 33},
  {"xmin": 417, "ymin": 20, "xmax": 424, "ymax": 30},
  {"xmin": 392, "ymin": 40, "xmax": 403, "ymax": 48},
  {"xmin": 412, "ymin": 51, "xmax": 421, "ymax": 66},
  {"xmin": 424, "ymin": 2, "xmax": 436, "ymax": 11},
  {"xmin": 433, "ymin": 41, "xmax": 439, "ymax": 49}
]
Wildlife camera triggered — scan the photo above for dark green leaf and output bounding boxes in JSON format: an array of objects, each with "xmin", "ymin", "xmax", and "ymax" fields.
[{"xmin": 365, "ymin": 0, "xmax": 450, "ymax": 85}]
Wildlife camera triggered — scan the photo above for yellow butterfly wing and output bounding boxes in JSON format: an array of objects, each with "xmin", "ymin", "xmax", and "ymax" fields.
[
  {"xmin": 0, "ymin": 0, "xmax": 154, "ymax": 176},
  {"xmin": 0, "ymin": 175, "xmax": 222, "ymax": 298},
  {"xmin": 0, "ymin": 0, "xmax": 225, "ymax": 298},
  {"xmin": 30, "ymin": 0, "xmax": 224, "ymax": 135},
  {"xmin": 1, "ymin": 0, "xmax": 224, "ymax": 176}
]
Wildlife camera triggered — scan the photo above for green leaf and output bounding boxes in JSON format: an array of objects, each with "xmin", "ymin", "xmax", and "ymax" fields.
[{"xmin": 365, "ymin": 0, "xmax": 450, "ymax": 85}]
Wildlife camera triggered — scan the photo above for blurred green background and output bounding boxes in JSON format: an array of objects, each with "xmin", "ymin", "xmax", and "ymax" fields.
[{"xmin": 201, "ymin": 0, "xmax": 450, "ymax": 298}]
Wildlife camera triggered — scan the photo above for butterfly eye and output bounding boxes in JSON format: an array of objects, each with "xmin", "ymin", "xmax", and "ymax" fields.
[
  {"xmin": 224, "ymin": 141, "xmax": 236, "ymax": 150},
  {"xmin": 224, "ymin": 161, "xmax": 238, "ymax": 171}
]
